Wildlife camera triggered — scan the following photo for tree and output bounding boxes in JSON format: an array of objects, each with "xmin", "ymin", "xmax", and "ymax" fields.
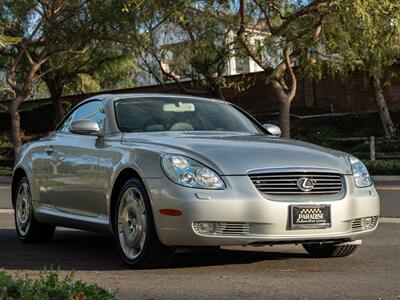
[
  {"xmin": 175, "ymin": 3, "xmax": 244, "ymax": 99},
  {"xmin": 236, "ymin": 0, "xmax": 331, "ymax": 138},
  {"xmin": 0, "ymin": 1, "xmax": 98, "ymax": 153},
  {"xmin": 0, "ymin": 24, "xmax": 19, "ymax": 47},
  {"xmin": 320, "ymin": 0, "xmax": 399, "ymax": 137},
  {"xmin": 38, "ymin": 1, "xmax": 136, "ymax": 124},
  {"xmin": 124, "ymin": 0, "xmax": 248, "ymax": 99},
  {"xmin": 41, "ymin": 41, "xmax": 135, "ymax": 124}
]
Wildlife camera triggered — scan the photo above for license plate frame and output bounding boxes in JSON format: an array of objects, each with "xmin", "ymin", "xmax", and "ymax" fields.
[{"xmin": 290, "ymin": 204, "xmax": 331, "ymax": 230}]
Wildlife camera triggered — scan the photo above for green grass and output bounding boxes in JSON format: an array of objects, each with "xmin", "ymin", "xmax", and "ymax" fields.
[
  {"xmin": 0, "ymin": 270, "xmax": 116, "ymax": 300},
  {"xmin": 363, "ymin": 160, "xmax": 400, "ymax": 175}
]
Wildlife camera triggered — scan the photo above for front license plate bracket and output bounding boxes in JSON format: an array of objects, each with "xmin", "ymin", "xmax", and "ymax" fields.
[{"xmin": 290, "ymin": 204, "xmax": 331, "ymax": 230}]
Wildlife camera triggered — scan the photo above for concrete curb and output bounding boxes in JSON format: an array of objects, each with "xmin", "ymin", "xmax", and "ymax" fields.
[{"xmin": 0, "ymin": 176, "xmax": 11, "ymax": 184}]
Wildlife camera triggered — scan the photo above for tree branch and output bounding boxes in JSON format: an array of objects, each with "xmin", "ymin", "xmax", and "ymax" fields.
[
  {"xmin": 253, "ymin": 0, "xmax": 277, "ymax": 35},
  {"xmin": 276, "ymin": 0, "xmax": 331, "ymax": 34},
  {"xmin": 38, "ymin": 48, "xmax": 87, "ymax": 70},
  {"xmin": 284, "ymin": 46, "xmax": 297, "ymax": 102},
  {"xmin": 0, "ymin": 86, "xmax": 16, "ymax": 99},
  {"xmin": 21, "ymin": 42, "xmax": 36, "ymax": 66},
  {"xmin": 237, "ymin": 0, "xmax": 272, "ymax": 71},
  {"xmin": 270, "ymin": 49, "xmax": 302, "ymax": 80},
  {"xmin": 36, "ymin": 49, "xmax": 87, "ymax": 79}
]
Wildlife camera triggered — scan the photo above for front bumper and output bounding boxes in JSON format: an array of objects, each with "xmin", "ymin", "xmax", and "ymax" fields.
[{"xmin": 146, "ymin": 175, "xmax": 380, "ymax": 246}]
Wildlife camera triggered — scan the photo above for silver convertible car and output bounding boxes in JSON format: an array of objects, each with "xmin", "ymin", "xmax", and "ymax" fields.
[{"xmin": 12, "ymin": 93, "xmax": 379, "ymax": 268}]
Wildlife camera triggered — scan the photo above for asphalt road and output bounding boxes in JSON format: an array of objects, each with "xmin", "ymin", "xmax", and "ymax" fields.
[
  {"xmin": 0, "ymin": 180, "xmax": 399, "ymax": 299},
  {"xmin": 373, "ymin": 179, "xmax": 400, "ymax": 218}
]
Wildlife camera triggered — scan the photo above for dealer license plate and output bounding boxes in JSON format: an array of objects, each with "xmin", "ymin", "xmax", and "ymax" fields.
[{"xmin": 290, "ymin": 205, "xmax": 331, "ymax": 229}]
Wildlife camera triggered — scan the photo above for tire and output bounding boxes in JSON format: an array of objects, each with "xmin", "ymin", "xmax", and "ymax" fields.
[
  {"xmin": 114, "ymin": 178, "xmax": 173, "ymax": 268},
  {"xmin": 14, "ymin": 177, "xmax": 55, "ymax": 243},
  {"xmin": 303, "ymin": 243, "xmax": 359, "ymax": 258}
]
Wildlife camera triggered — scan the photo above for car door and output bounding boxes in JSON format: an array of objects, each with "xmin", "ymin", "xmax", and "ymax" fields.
[{"xmin": 44, "ymin": 100, "xmax": 105, "ymax": 217}]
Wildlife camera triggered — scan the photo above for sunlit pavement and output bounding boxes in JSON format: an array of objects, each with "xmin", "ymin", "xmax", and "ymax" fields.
[{"xmin": 0, "ymin": 180, "xmax": 399, "ymax": 299}]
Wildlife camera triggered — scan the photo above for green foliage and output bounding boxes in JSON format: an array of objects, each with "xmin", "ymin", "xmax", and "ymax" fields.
[
  {"xmin": 0, "ymin": 270, "xmax": 116, "ymax": 300},
  {"xmin": 63, "ymin": 102, "xmax": 73, "ymax": 115},
  {"xmin": 122, "ymin": 0, "xmax": 245, "ymax": 97},
  {"xmin": 30, "ymin": 79, "xmax": 50, "ymax": 99},
  {"xmin": 64, "ymin": 73, "xmax": 102, "ymax": 94},
  {"xmin": 93, "ymin": 57, "xmax": 136, "ymax": 91},
  {"xmin": 318, "ymin": 0, "xmax": 400, "ymax": 82},
  {"xmin": 36, "ymin": 1, "xmax": 137, "ymax": 98},
  {"xmin": 0, "ymin": 24, "xmax": 19, "ymax": 47},
  {"xmin": 363, "ymin": 160, "xmax": 400, "ymax": 175},
  {"xmin": 0, "ymin": 167, "xmax": 12, "ymax": 176},
  {"xmin": 0, "ymin": 1, "xmax": 136, "ymax": 100},
  {"xmin": 296, "ymin": 126, "xmax": 342, "ymax": 140},
  {"xmin": 45, "ymin": 42, "xmax": 136, "ymax": 97}
]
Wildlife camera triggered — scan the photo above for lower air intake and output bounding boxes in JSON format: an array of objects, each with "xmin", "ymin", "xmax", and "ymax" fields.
[{"xmin": 193, "ymin": 222, "xmax": 251, "ymax": 235}]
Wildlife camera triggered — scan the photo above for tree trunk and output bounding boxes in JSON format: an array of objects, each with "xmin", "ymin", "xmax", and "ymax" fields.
[
  {"xmin": 45, "ymin": 78, "xmax": 65, "ymax": 125},
  {"xmin": 279, "ymin": 98, "xmax": 291, "ymax": 138},
  {"xmin": 372, "ymin": 76, "xmax": 396, "ymax": 137},
  {"xmin": 53, "ymin": 97, "xmax": 65, "ymax": 125},
  {"xmin": 214, "ymin": 85, "xmax": 225, "ymax": 100},
  {"xmin": 272, "ymin": 80, "xmax": 291, "ymax": 138},
  {"xmin": 8, "ymin": 102, "xmax": 22, "ymax": 155}
]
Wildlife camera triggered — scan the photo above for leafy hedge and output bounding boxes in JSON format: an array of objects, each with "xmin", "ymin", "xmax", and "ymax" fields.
[
  {"xmin": 363, "ymin": 160, "xmax": 400, "ymax": 175},
  {"xmin": 0, "ymin": 167, "xmax": 12, "ymax": 176},
  {"xmin": 0, "ymin": 271, "xmax": 116, "ymax": 300}
]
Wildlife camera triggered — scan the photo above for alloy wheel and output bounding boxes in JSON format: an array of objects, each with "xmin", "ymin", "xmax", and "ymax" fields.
[
  {"xmin": 117, "ymin": 187, "xmax": 148, "ymax": 260},
  {"xmin": 15, "ymin": 182, "xmax": 32, "ymax": 236}
]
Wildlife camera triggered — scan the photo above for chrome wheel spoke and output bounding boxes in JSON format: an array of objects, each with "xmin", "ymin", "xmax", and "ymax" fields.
[{"xmin": 15, "ymin": 182, "xmax": 32, "ymax": 236}]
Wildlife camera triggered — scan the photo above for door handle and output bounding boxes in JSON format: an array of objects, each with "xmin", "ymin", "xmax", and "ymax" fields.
[{"xmin": 45, "ymin": 146, "xmax": 54, "ymax": 155}]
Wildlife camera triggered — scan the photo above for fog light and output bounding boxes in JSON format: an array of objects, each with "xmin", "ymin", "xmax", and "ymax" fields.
[
  {"xmin": 361, "ymin": 217, "xmax": 373, "ymax": 229},
  {"xmin": 194, "ymin": 222, "xmax": 216, "ymax": 234}
]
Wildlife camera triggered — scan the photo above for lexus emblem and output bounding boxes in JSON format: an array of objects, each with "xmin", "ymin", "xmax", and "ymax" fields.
[{"xmin": 297, "ymin": 177, "xmax": 315, "ymax": 192}]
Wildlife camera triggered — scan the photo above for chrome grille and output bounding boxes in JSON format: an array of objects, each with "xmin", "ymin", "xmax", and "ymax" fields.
[
  {"xmin": 193, "ymin": 222, "xmax": 251, "ymax": 235},
  {"xmin": 215, "ymin": 222, "xmax": 250, "ymax": 235},
  {"xmin": 249, "ymin": 172, "xmax": 344, "ymax": 195},
  {"xmin": 351, "ymin": 219, "xmax": 363, "ymax": 232}
]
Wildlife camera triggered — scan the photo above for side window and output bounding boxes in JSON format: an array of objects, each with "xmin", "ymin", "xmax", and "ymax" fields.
[{"xmin": 58, "ymin": 101, "xmax": 105, "ymax": 133}]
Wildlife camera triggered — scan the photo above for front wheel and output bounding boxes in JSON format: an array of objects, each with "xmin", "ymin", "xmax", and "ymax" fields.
[
  {"xmin": 114, "ymin": 178, "xmax": 173, "ymax": 268},
  {"xmin": 14, "ymin": 177, "xmax": 55, "ymax": 243},
  {"xmin": 303, "ymin": 243, "xmax": 359, "ymax": 258}
]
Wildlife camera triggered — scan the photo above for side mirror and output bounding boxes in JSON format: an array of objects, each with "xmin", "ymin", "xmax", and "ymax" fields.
[
  {"xmin": 69, "ymin": 119, "xmax": 100, "ymax": 135},
  {"xmin": 263, "ymin": 123, "xmax": 282, "ymax": 137}
]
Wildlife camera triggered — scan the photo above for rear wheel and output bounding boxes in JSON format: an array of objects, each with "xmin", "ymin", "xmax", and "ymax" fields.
[
  {"xmin": 114, "ymin": 178, "xmax": 173, "ymax": 268},
  {"xmin": 14, "ymin": 177, "xmax": 55, "ymax": 243},
  {"xmin": 303, "ymin": 243, "xmax": 359, "ymax": 258}
]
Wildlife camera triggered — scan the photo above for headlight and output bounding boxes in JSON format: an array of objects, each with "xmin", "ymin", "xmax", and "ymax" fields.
[
  {"xmin": 161, "ymin": 154, "xmax": 225, "ymax": 189},
  {"xmin": 349, "ymin": 156, "xmax": 372, "ymax": 188}
]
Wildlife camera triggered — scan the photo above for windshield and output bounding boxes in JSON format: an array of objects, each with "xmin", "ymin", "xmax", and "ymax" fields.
[{"xmin": 114, "ymin": 97, "xmax": 265, "ymax": 134}]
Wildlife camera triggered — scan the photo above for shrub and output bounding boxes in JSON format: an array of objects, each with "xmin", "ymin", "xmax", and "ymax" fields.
[
  {"xmin": 363, "ymin": 160, "xmax": 400, "ymax": 175},
  {"xmin": 0, "ymin": 167, "xmax": 12, "ymax": 176},
  {"xmin": 0, "ymin": 270, "xmax": 116, "ymax": 300}
]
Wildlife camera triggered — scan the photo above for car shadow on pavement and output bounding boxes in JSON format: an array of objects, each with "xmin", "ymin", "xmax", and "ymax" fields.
[
  {"xmin": 171, "ymin": 248, "xmax": 309, "ymax": 269},
  {"xmin": 0, "ymin": 229, "xmax": 308, "ymax": 271}
]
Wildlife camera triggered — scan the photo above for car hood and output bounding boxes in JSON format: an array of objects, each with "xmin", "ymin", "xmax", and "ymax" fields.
[{"xmin": 122, "ymin": 132, "xmax": 352, "ymax": 175}]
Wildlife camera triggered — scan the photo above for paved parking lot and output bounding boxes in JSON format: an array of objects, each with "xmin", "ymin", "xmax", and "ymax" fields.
[{"xmin": 0, "ymin": 180, "xmax": 399, "ymax": 299}]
